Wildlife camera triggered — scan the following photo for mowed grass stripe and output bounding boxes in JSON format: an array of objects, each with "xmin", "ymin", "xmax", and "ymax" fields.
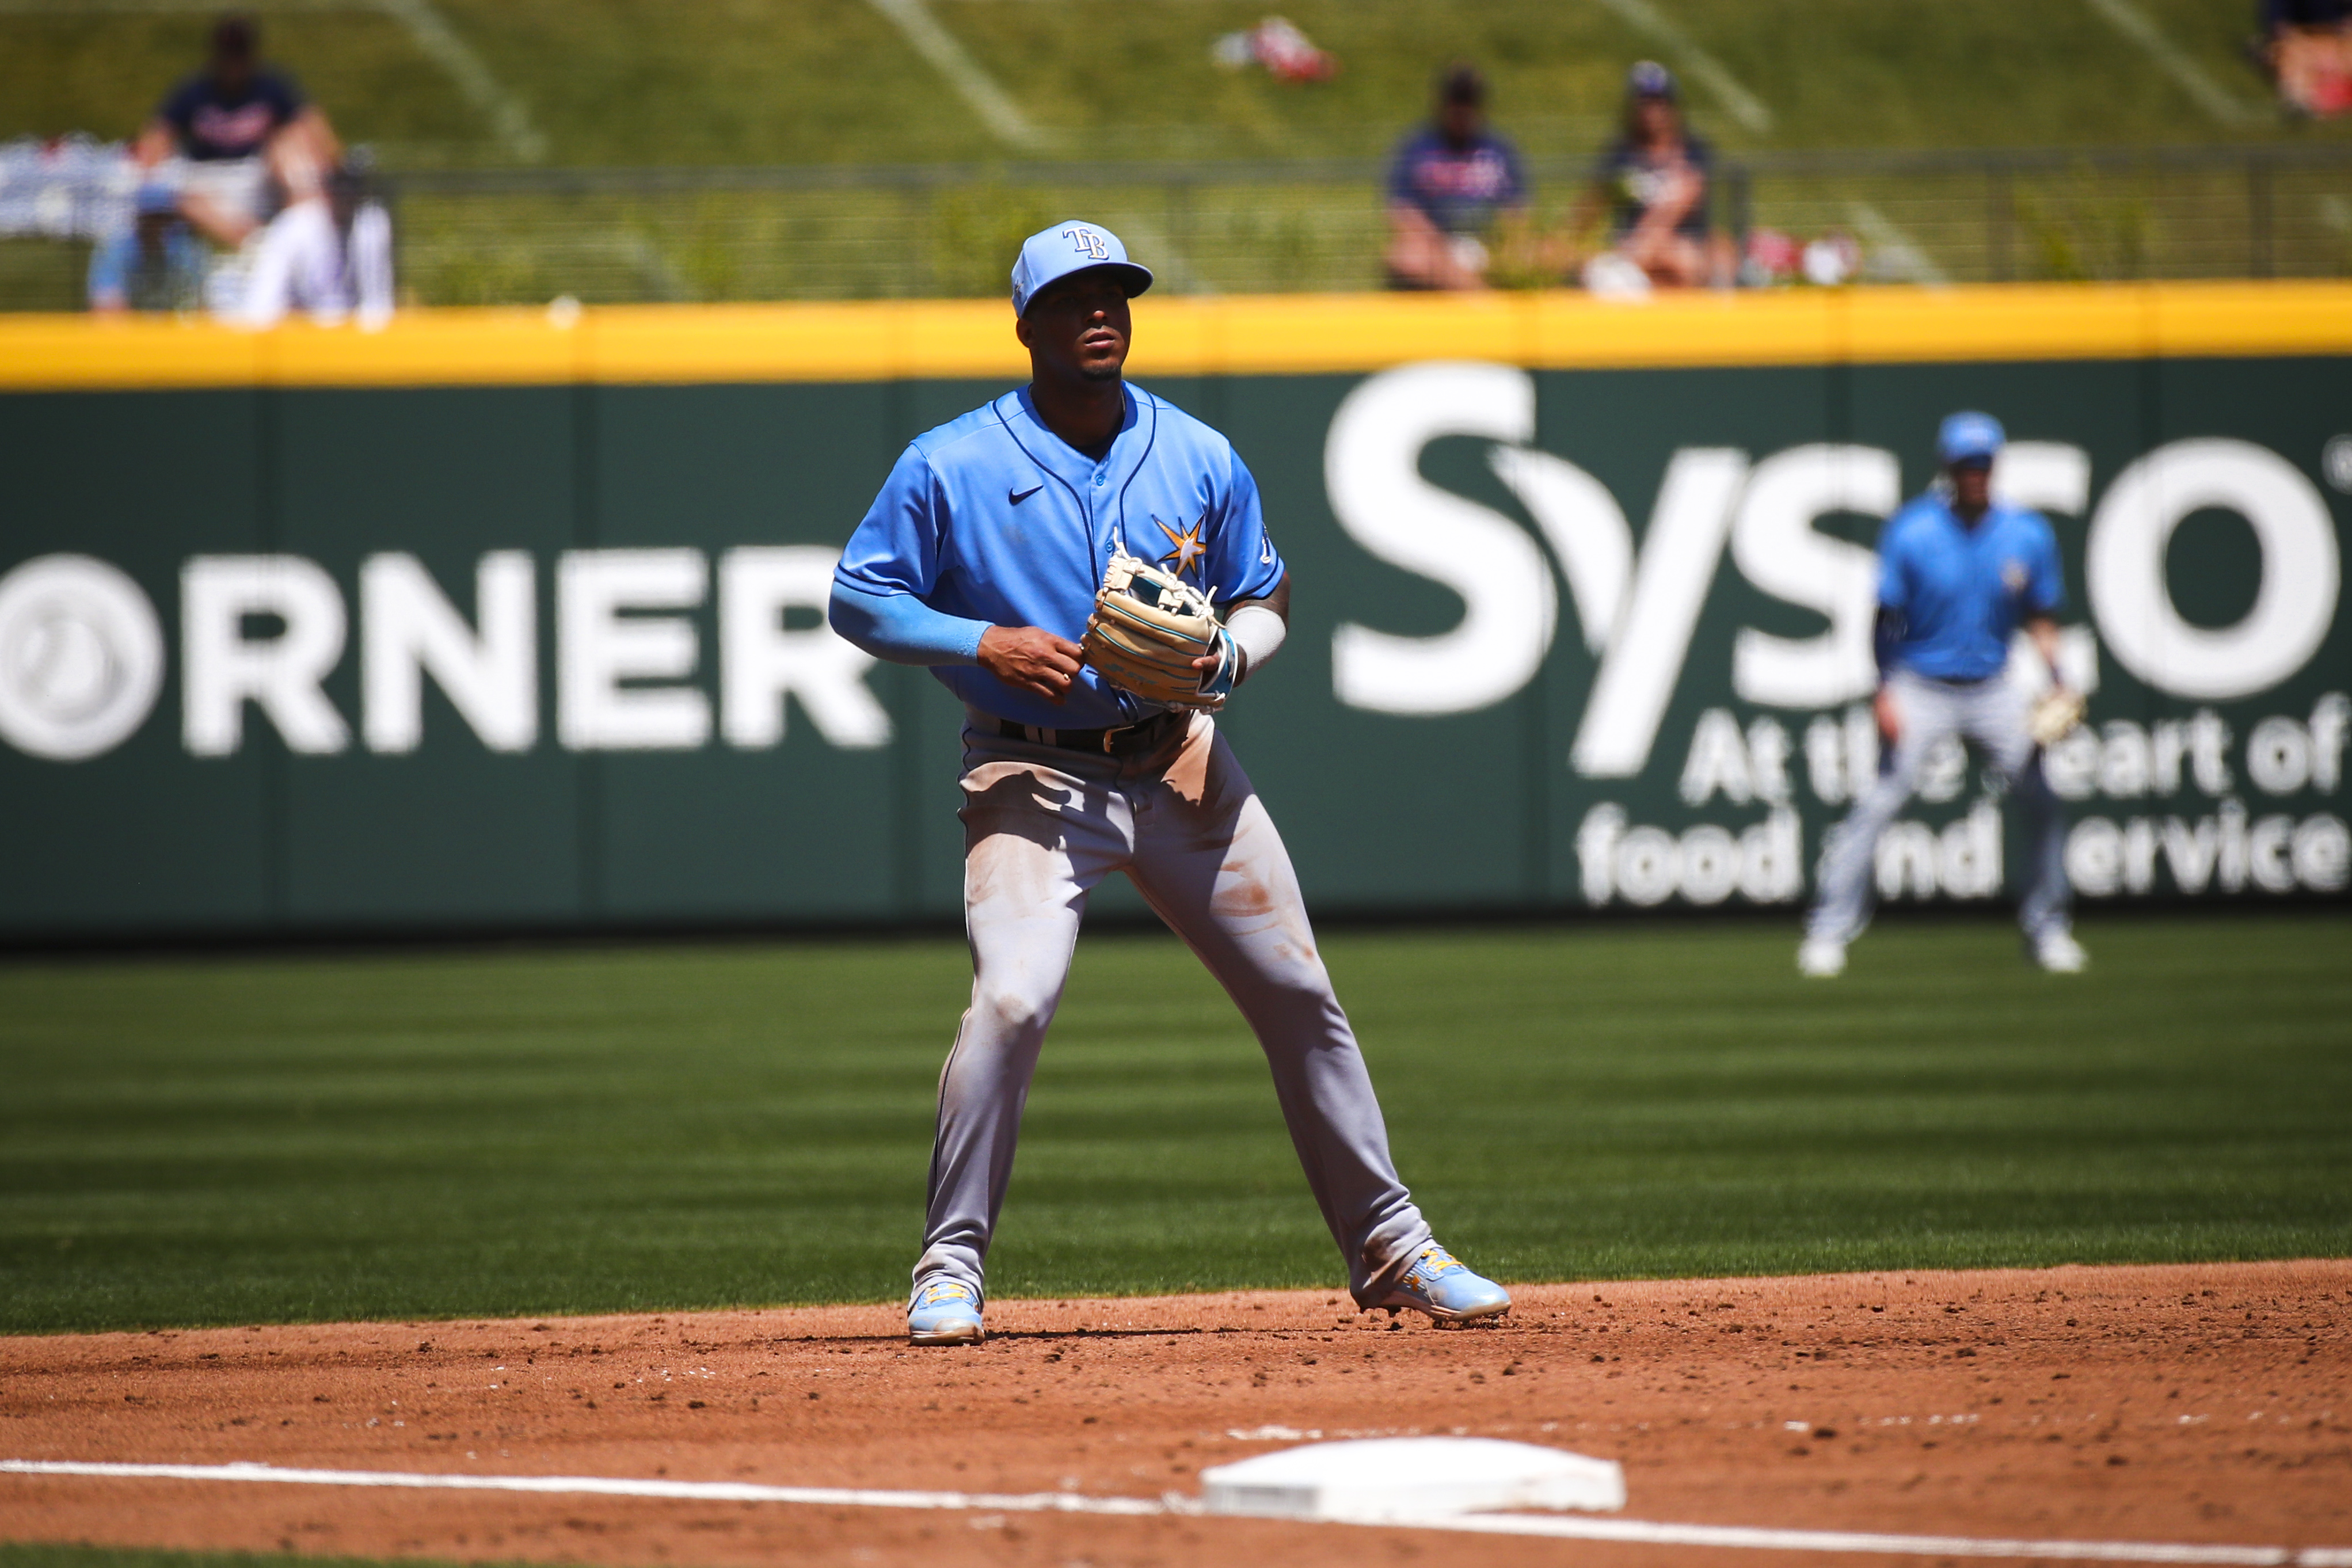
[{"xmin": 0, "ymin": 916, "xmax": 2345, "ymax": 1335}]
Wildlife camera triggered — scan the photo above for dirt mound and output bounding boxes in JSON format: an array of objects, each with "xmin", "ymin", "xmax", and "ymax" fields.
[{"xmin": 2, "ymin": 1261, "xmax": 2346, "ymax": 1567}]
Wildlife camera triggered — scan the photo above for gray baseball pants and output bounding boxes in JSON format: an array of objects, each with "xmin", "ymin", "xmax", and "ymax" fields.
[
  {"xmin": 1807, "ymin": 668, "xmax": 2072, "ymax": 946},
  {"xmin": 911, "ymin": 710, "xmax": 1432, "ymax": 1310}
]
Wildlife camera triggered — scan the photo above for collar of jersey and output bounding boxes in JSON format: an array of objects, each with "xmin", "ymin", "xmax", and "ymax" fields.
[
  {"xmin": 1926, "ymin": 490, "xmax": 2018, "ymax": 537},
  {"xmin": 1000, "ymin": 383, "xmax": 1147, "ymax": 494}
]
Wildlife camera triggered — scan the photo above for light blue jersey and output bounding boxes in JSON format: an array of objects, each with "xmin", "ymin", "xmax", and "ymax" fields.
[
  {"xmin": 1878, "ymin": 492, "xmax": 2065, "ymax": 682},
  {"xmin": 834, "ymin": 382, "xmax": 1284, "ymax": 729}
]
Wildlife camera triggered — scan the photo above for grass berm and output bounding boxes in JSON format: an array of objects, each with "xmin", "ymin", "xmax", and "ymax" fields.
[{"xmin": 1, "ymin": 0, "xmax": 2343, "ymax": 168}]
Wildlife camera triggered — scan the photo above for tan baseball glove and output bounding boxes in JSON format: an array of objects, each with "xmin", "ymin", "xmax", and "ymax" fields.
[
  {"xmin": 2028, "ymin": 688, "xmax": 2087, "ymax": 747},
  {"xmin": 1082, "ymin": 549, "xmax": 1235, "ymax": 711}
]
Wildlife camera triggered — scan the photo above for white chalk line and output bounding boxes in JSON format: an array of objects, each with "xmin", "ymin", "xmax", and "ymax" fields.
[
  {"xmin": 2080, "ymin": 0, "xmax": 2265, "ymax": 128},
  {"xmin": 0, "ymin": 1460, "xmax": 1171, "ymax": 1518},
  {"xmin": 9, "ymin": 1459, "xmax": 2351, "ymax": 1565},
  {"xmin": 861, "ymin": 0, "xmax": 1046, "ymax": 151},
  {"xmin": 1588, "ymin": 0, "xmax": 1775, "ymax": 134},
  {"xmin": 1847, "ymin": 200, "xmax": 1951, "ymax": 286},
  {"xmin": 372, "ymin": 0, "xmax": 546, "ymax": 161}
]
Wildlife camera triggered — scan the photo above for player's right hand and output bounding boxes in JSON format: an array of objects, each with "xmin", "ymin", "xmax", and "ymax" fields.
[{"xmin": 979, "ymin": 625, "xmax": 1086, "ymax": 706}]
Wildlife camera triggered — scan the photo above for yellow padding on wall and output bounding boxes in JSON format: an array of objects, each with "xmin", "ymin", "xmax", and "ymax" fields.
[{"xmin": 2, "ymin": 281, "xmax": 2347, "ymax": 390}]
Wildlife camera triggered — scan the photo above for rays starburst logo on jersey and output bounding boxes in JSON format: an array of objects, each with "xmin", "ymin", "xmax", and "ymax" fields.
[{"xmin": 1155, "ymin": 516, "xmax": 1208, "ymax": 579}]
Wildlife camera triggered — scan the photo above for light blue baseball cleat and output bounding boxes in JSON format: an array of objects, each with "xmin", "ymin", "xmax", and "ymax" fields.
[
  {"xmin": 908, "ymin": 1276, "xmax": 984, "ymax": 1345},
  {"xmin": 1377, "ymin": 1242, "xmax": 1511, "ymax": 1325}
]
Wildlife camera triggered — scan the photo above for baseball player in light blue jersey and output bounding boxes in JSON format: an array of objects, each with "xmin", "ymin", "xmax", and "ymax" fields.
[
  {"xmin": 1799, "ymin": 412, "xmax": 2086, "ymax": 978},
  {"xmin": 830, "ymin": 220, "xmax": 1510, "ymax": 1346}
]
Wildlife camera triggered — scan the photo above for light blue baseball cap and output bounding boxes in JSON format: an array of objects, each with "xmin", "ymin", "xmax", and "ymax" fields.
[
  {"xmin": 1937, "ymin": 410, "xmax": 2006, "ymax": 465},
  {"xmin": 1010, "ymin": 220, "xmax": 1154, "ymax": 316}
]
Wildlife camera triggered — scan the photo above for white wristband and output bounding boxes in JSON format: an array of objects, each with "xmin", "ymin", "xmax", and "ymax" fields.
[{"xmin": 1227, "ymin": 602, "xmax": 1288, "ymax": 683}]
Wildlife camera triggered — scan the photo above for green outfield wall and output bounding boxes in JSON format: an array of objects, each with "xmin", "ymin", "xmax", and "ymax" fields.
[{"xmin": 1, "ymin": 286, "xmax": 2347, "ymax": 937}]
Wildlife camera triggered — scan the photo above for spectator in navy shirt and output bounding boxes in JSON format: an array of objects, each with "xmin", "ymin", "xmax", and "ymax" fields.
[
  {"xmin": 1567, "ymin": 62, "xmax": 1732, "ymax": 291},
  {"xmin": 1384, "ymin": 63, "xmax": 1527, "ymax": 291},
  {"xmin": 135, "ymin": 14, "xmax": 341, "ymax": 247}
]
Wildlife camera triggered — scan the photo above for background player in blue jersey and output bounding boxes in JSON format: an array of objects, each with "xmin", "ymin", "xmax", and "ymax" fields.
[
  {"xmin": 831, "ymin": 220, "xmax": 1511, "ymax": 1346},
  {"xmin": 1799, "ymin": 412, "xmax": 2087, "ymax": 978}
]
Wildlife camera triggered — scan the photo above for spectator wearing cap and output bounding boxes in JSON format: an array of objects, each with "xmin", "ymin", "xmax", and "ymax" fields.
[
  {"xmin": 1567, "ymin": 62, "xmax": 1733, "ymax": 291},
  {"xmin": 134, "ymin": 13, "xmax": 341, "ymax": 248},
  {"xmin": 2259, "ymin": 0, "xmax": 2352, "ymax": 116},
  {"xmin": 1383, "ymin": 63, "xmax": 1528, "ymax": 291}
]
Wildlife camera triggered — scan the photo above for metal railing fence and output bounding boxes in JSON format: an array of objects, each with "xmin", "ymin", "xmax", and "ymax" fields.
[
  {"xmin": 1721, "ymin": 144, "xmax": 2352, "ymax": 285},
  {"xmin": 5, "ymin": 143, "xmax": 2351, "ymax": 310}
]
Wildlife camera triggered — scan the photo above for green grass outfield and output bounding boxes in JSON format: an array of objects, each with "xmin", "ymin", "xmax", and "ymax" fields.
[{"xmin": 1, "ymin": 914, "xmax": 2345, "ymax": 1338}]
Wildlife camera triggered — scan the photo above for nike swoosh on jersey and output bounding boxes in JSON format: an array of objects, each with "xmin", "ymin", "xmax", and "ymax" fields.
[{"xmin": 1009, "ymin": 484, "xmax": 1044, "ymax": 505}]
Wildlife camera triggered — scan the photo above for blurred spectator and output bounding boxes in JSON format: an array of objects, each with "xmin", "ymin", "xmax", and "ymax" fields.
[
  {"xmin": 135, "ymin": 13, "xmax": 341, "ymax": 248},
  {"xmin": 1211, "ymin": 17, "xmax": 1337, "ymax": 84},
  {"xmin": 0, "ymin": 135, "xmax": 136, "ymax": 242},
  {"xmin": 227, "ymin": 152, "xmax": 393, "ymax": 329},
  {"xmin": 87, "ymin": 184, "xmax": 205, "ymax": 314},
  {"xmin": 1568, "ymin": 62, "xmax": 1734, "ymax": 292},
  {"xmin": 1384, "ymin": 63, "xmax": 1527, "ymax": 291},
  {"xmin": 2260, "ymin": 0, "xmax": 2352, "ymax": 116}
]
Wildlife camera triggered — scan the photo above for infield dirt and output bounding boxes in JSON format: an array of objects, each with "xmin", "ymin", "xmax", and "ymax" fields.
[{"xmin": 2, "ymin": 1261, "xmax": 2346, "ymax": 1568}]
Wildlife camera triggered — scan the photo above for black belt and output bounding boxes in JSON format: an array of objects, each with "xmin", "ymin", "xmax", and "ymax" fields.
[{"xmin": 995, "ymin": 709, "xmax": 1186, "ymax": 756}]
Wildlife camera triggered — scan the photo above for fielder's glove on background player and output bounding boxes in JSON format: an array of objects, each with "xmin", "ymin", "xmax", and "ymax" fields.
[
  {"xmin": 1083, "ymin": 549, "xmax": 1236, "ymax": 710},
  {"xmin": 2028, "ymin": 688, "xmax": 2087, "ymax": 747}
]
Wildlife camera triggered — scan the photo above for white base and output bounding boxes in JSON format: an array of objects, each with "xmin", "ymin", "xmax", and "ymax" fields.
[{"xmin": 1200, "ymin": 1436, "xmax": 1626, "ymax": 1524}]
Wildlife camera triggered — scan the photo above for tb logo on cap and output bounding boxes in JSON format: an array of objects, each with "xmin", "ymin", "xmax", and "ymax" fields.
[{"xmin": 1063, "ymin": 226, "xmax": 1110, "ymax": 260}]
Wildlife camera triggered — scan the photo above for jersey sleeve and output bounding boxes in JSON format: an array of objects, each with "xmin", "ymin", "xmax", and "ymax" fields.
[
  {"xmin": 2025, "ymin": 514, "xmax": 2066, "ymax": 614},
  {"xmin": 836, "ymin": 443, "xmax": 948, "ymax": 601},
  {"xmin": 1875, "ymin": 516, "xmax": 1913, "ymax": 612},
  {"xmin": 1205, "ymin": 448, "xmax": 1284, "ymax": 607}
]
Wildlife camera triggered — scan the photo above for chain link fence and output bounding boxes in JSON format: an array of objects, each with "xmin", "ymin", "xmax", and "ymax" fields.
[
  {"xmin": 5, "ymin": 144, "xmax": 2351, "ymax": 310},
  {"xmin": 381, "ymin": 159, "xmax": 1395, "ymax": 305},
  {"xmin": 1723, "ymin": 146, "xmax": 2352, "ymax": 286}
]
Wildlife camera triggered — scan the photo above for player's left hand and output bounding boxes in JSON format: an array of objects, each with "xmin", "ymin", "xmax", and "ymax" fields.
[{"xmin": 2028, "ymin": 686, "xmax": 2087, "ymax": 747}]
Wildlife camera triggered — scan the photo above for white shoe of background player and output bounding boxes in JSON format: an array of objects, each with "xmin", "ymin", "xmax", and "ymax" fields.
[
  {"xmin": 2033, "ymin": 933, "xmax": 2088, "ymax": 973},
  {"xmin": 1797, "ymin": 938, "xmax": 1847, "ymax": 978}
]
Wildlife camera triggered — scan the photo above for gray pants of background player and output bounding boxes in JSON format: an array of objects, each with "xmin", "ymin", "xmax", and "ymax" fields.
[
  {"xmin": 1806, "ymin": 669, "xmax": 2072, "ymax": 946},
  {"xmin": 911, "ymin": 711, "xmax": 1433, "ymax": 1311}
]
